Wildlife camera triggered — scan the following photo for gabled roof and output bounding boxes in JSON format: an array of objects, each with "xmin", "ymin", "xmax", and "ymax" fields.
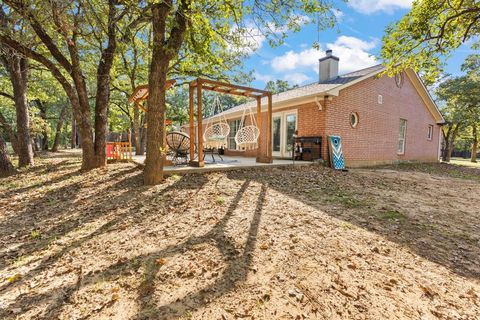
[{"xmin": 208, "ymin": 64, "xmax": 444, "ymax": 124}]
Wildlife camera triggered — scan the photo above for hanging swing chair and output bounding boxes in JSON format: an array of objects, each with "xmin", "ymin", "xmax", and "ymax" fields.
[
  {"xmin": 235, "ymin": 105, "xmax": 260, "ymax": 150},
  {"xmin": 203, "ymin": 96, "xmax": 230, "ymax": 149}
]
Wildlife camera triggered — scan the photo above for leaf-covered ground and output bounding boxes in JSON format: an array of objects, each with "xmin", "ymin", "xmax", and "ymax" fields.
[{"xmin": 1, "ymin": 151, "xmax": 479, "ymax": 319}]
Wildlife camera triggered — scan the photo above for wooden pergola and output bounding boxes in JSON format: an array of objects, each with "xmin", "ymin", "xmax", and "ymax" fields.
[
  {"xmin": 189, "ymin": 78, "xmax": 273, "ymax": 167},
  {"xmin": 128, "ymin": 80, "xmax": 176, "ymax": 110}
]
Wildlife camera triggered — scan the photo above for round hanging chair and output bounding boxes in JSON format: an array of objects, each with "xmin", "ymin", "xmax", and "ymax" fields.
[
  {"xmin": 203, "ymin": 96, "xmax": 230, "ymax": 149},
  {"xmin": 235, "ymin": 105, "xmax": 260, "ymax": 149}
]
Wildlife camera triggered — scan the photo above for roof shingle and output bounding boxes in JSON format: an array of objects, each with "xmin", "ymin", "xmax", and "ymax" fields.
[{"xmin": 210, "ymin": 64, "xmax": 384, "ymax": 118}]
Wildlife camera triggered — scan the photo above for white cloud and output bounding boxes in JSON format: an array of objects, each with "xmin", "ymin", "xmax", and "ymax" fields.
[
  {"xmin": 254, "ymin": 72, "xmax": 273, "ymax": 83},
  {"xmin": 331, "ymin": 9, "xmax": 344, "ymax": 21},
  {"xmin": 270, "ymin": 36, "xmax": 377, "ymax": 75},
  {"xmin": 284, "ymin": 73, "xmax": 311, "ymax": 85},
  {"xmin": 326, "ymin": 36, "xmax": 377, "ymax": 73},
  {"xmin": 271, "ymin": 48, "xmax": 320, "ymax": 73},
  {"xmin": 348, "ymin": 0, "xmax": 413, "ymax": 14},
  {"xmin": 230, "ymin": 15, "xmax": 312, "ymax": 55},
  {"xmin": 232, "ymin": 24, "xmax": 266, "ymax": 55}
]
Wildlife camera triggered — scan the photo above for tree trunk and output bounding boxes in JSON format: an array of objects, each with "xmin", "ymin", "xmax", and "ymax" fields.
[
  {"xmin": 0, "ymin": 111, "xmax": 19, "ymax": 154},
  {"xmin": 51, "ymin": 104, "xmax": 68, "ymax": 152},
  {"xmin": 144, "ymin": 3, "xmax": 171, "ymax": 185},
  {"xmin": 0, "ymin": 133, "xmax": 15, "ymax": 178},
  {"xmin": 139, "ymin": 125, "xmax": 146, "ymax": 156},
  {"xmin": 471, "ymin": 125, "xmax": 478, "ymax": 163},
  {"xmin": 442, "ymin": 124, "xmax": 460, "ymax": 162},
  {"xmin": 133, "ymin": 103, "xmax": 142, "ymax": 155},
  {"xmin": 0, "ymin": 134, "xmax": 15, "ymax": 177},
  {"xmin": 86, "ymin": 0, "xmax": 117, "ymax": 170},
  {"xmin": 71, "ymin": 117, "xmax": 77, "ymax": 149},
  {"xmin": 144, "ymin": 1, "xmax": 188, "ymax": 185},
  {"xmin": 36, "ymin": 100, "xmax": 49, "ymax": 150},
  {"xmin": 8, "ymin": 56, "xmax": 34, "ymax": 167}
]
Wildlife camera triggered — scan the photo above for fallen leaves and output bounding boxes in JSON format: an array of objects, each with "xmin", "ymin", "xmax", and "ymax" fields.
[
  {"xmin": 6, "ymin": 273, "xmax": 22, "ymax": 283},
  {"xmin": 1, "ymin": 152, "xmax": 479, "ymax": 319}
]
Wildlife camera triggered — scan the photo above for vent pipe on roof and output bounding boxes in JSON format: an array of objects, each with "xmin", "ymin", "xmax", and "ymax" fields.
[{"xmin": 319, "ymin": 50, "xmax": 339, "ymax": 83}]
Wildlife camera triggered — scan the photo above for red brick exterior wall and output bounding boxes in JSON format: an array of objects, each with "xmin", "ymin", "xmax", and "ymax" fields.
[
  {"xmin": 324, "ymin": 73, "xmax": 440, "ymax": 166},
  {"xmin": 220, "ymin": 72, "xmax": 440, "ymax": 167}
]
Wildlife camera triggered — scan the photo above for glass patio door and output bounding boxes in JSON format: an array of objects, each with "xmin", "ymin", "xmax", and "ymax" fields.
[
  {"xmin": 272, "ymin": 110, "xmax": 297, "ymax": 158},
  {"xmin": 272, "ymin": 115, "xmax": 282, "ymax": 157}
]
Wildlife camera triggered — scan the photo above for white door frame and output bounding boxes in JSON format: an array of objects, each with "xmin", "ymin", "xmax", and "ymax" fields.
[{"xmin": 272, "ymin": 109, "xmax": 298, "ymax": 158}]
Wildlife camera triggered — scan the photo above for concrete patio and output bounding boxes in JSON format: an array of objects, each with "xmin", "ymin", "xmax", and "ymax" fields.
[{"xmin": 132, "ymin": 154, "xmax": 313, "ymax": 175}]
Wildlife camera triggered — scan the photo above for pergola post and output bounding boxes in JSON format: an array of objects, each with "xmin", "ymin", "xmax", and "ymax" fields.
[
  {"xmin": 186, "ymin": 77, "xmax": 271, "ymax": 167},
  {"xmin": 188, "ymin": 84, "xmax": 195, "ymax": 163},
  {"xmin": 194, "ymin": 79, "xmax": 205, "ymax": 167},
  {"xmin": 267, "ymin": 93, "xmax": 273, "ymax": 161},
  {"xmin": 255, "ymin": 96, "xmax": 262, "ymax": 162},
  {"xmin": 256, "ymin": 93, "xmax": 273, "ymax": 163}
]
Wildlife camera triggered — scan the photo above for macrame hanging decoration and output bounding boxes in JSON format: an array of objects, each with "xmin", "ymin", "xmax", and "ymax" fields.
[
  {"xmin": 203, "ymin": 95, "xmax": 230, "ymax": 149},
  {"xmin": 235, "ymin": 105, "xmax": 260, "ymax": 150}
]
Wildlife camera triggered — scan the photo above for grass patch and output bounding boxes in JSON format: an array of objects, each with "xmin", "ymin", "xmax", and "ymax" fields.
[
  {"xmin": 326, "ymin": 191, "xmax": 369, "ymax": 208},
  {"xmin": 450, "ymin": 158, "xmax": 480, "ymax": 168},
  {"xmin": 215, "ymin": 196, "xmax": 225, "ymax": 205},
  {"xmin": 169, "ymin": 174, "xmax": 181, "ymax": 181},
  {"xmin": 378, "ymin": 210, "xmax": 406, "ymax": 222},
  {"xmin": 30, "ymin": 230, "xmax": 41, "ymax": 239},
  {"xmin": 385, "ymin": 162, "xmax": 480, "ymax": 182}
]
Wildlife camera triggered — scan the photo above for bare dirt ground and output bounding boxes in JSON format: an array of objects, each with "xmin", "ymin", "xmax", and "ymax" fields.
[{"xmin": 1, "ymin": 151, "xmax": 479, "ymax": 320}]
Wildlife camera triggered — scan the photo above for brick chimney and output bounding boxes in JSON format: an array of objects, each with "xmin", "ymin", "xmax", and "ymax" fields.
[{"xmin": 319, "ymin": 49, "xmax": 339, "ymax": 83}]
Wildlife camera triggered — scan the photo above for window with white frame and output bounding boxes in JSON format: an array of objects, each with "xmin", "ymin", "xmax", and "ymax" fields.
[
  {"xmin": 398, "ymin": 119, "xmax": 407, "ymax": 154},
  {"xmin": 427, "ymin": 125, "xmax": 433, "ymax": 140},
  {"xmin": 228, "ymin": 119, "xmax": 241, "ymax": 150}
]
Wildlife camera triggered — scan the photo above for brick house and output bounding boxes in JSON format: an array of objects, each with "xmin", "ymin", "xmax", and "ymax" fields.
[{"xmin": 203, "ymin": 50, "xmax": 445, "ymax": 167}]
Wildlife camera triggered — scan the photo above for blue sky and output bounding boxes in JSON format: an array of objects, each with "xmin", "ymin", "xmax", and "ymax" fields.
[{"xmin": 244, "ymin": 0, "xmax": 477, "ymax": 88}]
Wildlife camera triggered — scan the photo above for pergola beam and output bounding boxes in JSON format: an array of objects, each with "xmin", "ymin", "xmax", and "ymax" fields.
[{"xmin": 190, "ymin": 78, "xmax": 269, "ymax": 97}]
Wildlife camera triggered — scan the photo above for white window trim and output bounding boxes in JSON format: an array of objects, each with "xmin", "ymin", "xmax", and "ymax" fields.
[
  {"xmin": 427, "ymin": 125, "xmax": 434, "ymax": 141},
  {"xmin": 398, "ymin": 119, "xmax": 407, "ymax": 155},
  {"xmin": 227, "ymin": 118, "xmax": 242, "ymax": 151},
  {"xmin": 272, "ymin": 109, "xmax": 298, "ymax": 158}
]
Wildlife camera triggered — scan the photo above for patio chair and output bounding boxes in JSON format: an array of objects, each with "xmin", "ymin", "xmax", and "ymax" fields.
[{"xmin": 166, "ymin": 131, "xmax": 193, "ymax": 165}]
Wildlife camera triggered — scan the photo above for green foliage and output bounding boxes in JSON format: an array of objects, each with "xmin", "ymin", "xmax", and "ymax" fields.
[
  {"xmin": 381, "ymin": 0, "xmax": 480, "ymax": 83},
  {"xmin": 264, "ymin": 79, "xmax": 299, "ymax": 94},
  {"xmin": 436, "ymin": 54, "xmax": 480, "ymax": 127}
]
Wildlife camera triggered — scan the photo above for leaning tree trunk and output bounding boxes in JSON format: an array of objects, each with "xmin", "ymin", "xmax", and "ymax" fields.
[
  {"xmin": 471, "ymin": 125, "xmax": 478, "ymax": 163},
  {"xmin": 0, "ymin": 133, "xmax": 15, "ymax": 177},
  {"xmin": 8, "ymin": 56, "xmax": 34, "ymax": 167},
  {"xmin": 51, "ymin": 104, "xmax": 68, "ymax": 152}
]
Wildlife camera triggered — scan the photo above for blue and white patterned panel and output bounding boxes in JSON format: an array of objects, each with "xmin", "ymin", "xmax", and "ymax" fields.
[{"xmin": 328, "ymin": 135, "xmax": 345, "ymax": 170}]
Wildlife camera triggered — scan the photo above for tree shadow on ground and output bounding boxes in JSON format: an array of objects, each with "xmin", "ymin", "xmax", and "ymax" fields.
[
  {"xmin": 226, "ymin": 165, "xmax": 480, "ymax": 280},
  {"xmin": 1, "ymin": 168, "xmax": 265, "ymax": 319},
  {"xmin": 0, "ymin": 166, "xmax": 211, "ymax": 291},
  {"xmin": 0, "ymin": 164, "xmax": 142, "ymax": 266}
]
